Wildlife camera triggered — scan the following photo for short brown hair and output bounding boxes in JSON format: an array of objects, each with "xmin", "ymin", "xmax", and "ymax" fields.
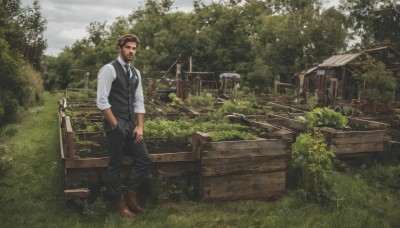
[{"xmin": 117, "ymin": 34, "xmax": 140, "ymax": 48}]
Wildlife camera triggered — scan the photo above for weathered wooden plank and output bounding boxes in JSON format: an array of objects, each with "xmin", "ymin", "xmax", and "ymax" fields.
[
  {"xmin": 64, "ymin": 157, "xmax": 110, "ymax": 168},
  {"xmin": 267, "ymin": 102, "xmax": 304, "ymax": 113},
  {"xmin": 201, "ymin": 156, "xmax": 287, "ymax": 176},
  {"xmin": 150, "ymin": 152, "xmax": 196, "ymax": 162},
  {"xmin": 390, "ymin": 141, "xmax": 400, "ymax": 152},
  {"xmin": 330, "ymin": 135, "xmax": 391, "ymax": 144},
  {"xmin": 203, "ymin": 139, "xmax": 288, "ymax": 153},
  {"xmin": 65, "ymin": 116, "xmax": 75, "ymax": 158},
  {"xmin": 348, "ymin": 117, "xmax": 389, "ymax": 129},
  {"xmin": 65, "ymin": 168, "xmax": 104, "ymax": 186},
  {"xmin": 242, "ymin": 119, "xmax": 280, "ymax": 132},
  {"xmin": 332, "ymin": 142, "xmax": 388, "ymax": 154},
  {"xmin": 202, "ymin": 146, "xmax": 289, "ymax": 158},
  {"xmin": 201, "ymin": 171, "xmax": 285, "ymax": 201},
  {"xmin": 64, "ymin": 152, "xmax": 196, "ymax": 169},
  {"xmin": 322, "ymin": 129, "xmax": 388, "ymax": 138},
  {"xmin": 153, "ymin": 161, "xmax": 198, "ymax": 176},
  {"xmin": 267, "ymin": 114, "xmax": 307, "ymax": 132},
  {"xmin": 64, "ymin": 188, "xmax": 90, "ymax": 201},
  {"xmin": 202, "ymin": 154, "xmax": 287, "ymax": 165}
]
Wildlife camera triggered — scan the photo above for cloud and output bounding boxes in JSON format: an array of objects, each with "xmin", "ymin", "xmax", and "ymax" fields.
[
  {"xmin": 20, "ymin": 0, "xmax": 338, "ymax": 56},
  {"xmin": 21, "ymin": 0, "xmax": 145, "ymax": 56},
  {"xmin": 19, "ymin": 0, "xmax": 232, "ymax": 56}
]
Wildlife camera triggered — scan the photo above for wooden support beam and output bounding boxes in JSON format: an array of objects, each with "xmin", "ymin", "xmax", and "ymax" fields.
[{"xmin": 64, "ymin": 188, "xmax": 90, "ymax": 201}]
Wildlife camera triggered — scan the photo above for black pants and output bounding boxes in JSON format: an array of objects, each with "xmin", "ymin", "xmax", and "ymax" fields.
[{"xmin": 103, "ymin": 117, "xmax": 151, "ymax": 197}]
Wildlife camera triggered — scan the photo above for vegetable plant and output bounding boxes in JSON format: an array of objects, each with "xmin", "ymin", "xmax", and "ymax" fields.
[{"xmin": 296, "ymin": 107, "xmax": 349, "ymax": 131}]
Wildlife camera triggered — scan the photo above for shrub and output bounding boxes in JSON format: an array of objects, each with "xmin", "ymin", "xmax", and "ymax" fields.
[
  {"xmin": 290, "ymin": 132, "xmax": 336, "ymax": 202},
  {"xmin": 0, "ymin": 93, "xmax": 19, "ymax": 125},
  {"xmin": 19, "ymin": 63, "xmax": 44, "ymax": 107}
]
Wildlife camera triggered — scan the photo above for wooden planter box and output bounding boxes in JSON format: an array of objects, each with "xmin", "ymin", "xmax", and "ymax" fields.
[
  {"xmin": 58, "ymin": 99, "xmax": 294, "ymax": 202},
  {"xmin": 320, "ymin": 118, "xmax": 391, "ymax": 158},
  {"xmin": 193, "ymin": 119, "xmax": 293, "ymax": 201},
  {"xmin": 320, "ymin": 127, "xmax": 391, "ymax": 157},
  {"xmin": 58, "ymin": 100, "xmax": 196, "ymax": 201},
  {"xmin": 242, "ymin": 113, "xmax": 391, "ymax": 158}
]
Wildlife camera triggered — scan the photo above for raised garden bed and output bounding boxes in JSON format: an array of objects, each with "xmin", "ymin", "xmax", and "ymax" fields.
[
  {"xmin": 242, "ymin": 113, "xmax": 392, "ymax": 158},
  {"xmin": 58, "ymin": 99, "xmax": 293, "ymax": 201},
  {"xmin": 194, "ymin": 118, "xmax": 293, "ymax": 201}
]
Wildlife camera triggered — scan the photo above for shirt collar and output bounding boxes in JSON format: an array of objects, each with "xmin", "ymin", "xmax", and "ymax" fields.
[{"xmin": 117, "ymin": 56, "xmax": 130, "ymax": 68}]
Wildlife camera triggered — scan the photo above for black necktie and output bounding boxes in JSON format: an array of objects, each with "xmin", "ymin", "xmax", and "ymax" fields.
[{"xmin": 124, "ymin": 64, "xmax": 130, "ymax": 81}]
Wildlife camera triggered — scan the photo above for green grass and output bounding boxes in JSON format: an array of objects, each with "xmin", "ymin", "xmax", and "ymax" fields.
[{"xmin": 0, "ymin": 92, "xmax": 399, "ymax": 227}]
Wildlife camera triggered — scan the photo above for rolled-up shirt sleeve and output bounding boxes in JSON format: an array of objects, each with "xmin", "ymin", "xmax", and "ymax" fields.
[
  {"xmin": 134, "ymin": 69, "xmax": 146, "ymax": 114},
  {"xmin": 96, "ymin": 65, "xmax": 114, "ymax": 110}
]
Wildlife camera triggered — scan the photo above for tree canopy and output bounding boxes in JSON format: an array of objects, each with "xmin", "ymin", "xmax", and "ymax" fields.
[
  {"xmin": 0, "ymin": 0, "xmax": 46, "ymax": 125},
  {"xmin": 45, "ymin": 0, "xmax": 352, "ymax": 94}
]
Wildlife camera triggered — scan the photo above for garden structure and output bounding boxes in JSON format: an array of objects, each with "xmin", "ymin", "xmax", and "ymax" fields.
[
  {"xmin": 242, "ymin": 112, "xmax": 392, "ymax": 158},
  {"xmin": 58, "ymin": 98, "xmax": 293, "ymax": 202}
]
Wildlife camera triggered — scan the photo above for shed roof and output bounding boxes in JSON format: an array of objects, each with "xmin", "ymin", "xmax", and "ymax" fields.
[{"xmin": 318, "ymin": 53, "xmax": 363, "ymax": 68}]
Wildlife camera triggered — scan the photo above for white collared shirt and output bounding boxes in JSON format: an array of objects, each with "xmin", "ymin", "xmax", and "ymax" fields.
[{"xmin": 96, "ymin": 56, "xmax": 145, "ymax": 113}]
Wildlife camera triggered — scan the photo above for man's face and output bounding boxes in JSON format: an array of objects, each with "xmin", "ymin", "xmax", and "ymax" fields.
[{"xmin": 119, "ymin": 41, "xmax": 137, "ymax": 62}]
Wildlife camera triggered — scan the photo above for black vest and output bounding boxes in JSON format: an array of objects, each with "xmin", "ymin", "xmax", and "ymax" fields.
[{"xmin": 109, "ymin": 60, "xmax": 138, "ymax": 120}]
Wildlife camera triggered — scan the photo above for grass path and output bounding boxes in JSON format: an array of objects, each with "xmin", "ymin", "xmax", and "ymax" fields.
[
  {"xmin": 0, "ymin": 92, "xmax": 399, "ymax": 227},
  {"xmin": 0, "ymin": 92, "xmax": 82, "ymax": 227}
]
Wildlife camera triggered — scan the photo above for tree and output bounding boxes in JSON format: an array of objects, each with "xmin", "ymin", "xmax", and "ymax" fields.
[
  {"xmin": 1, "ymin": 0, "xmax": 47, "ymax": 71},
  {"xmin": 0, "ymin": 0, "xmax": 45, "ymax": 125},
  {"xmin": 86, "ymin": 21, "xmax": 109, "ymax": 47},
  {"xmin": 45, "ymin": 0, "xmax": 348, "ymax": 93},
  {"xmin": 19, "ymin": 0, "xmax": 47, "ymax": 71},
  {"xmin": 352, "ymin": 55, "xmax": 396, "ymax": 102},
  {"xmin": 339, "ymin": 0, "xmax": 400, "ymax": 50}
]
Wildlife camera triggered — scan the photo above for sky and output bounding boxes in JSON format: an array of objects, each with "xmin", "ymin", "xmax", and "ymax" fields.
[{"xmin": 21, "ymin": 0, "xmax": 339, "ymax": 56}]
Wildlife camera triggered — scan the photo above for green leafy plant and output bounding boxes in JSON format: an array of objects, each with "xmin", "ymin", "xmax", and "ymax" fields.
[
  {"xmin": 342, "ymin": 105, "xmax": 353, "ymax": 116},
  {"xmin": 297, "ymin": 107, "xmax": 349, "ymax": 131},
  {"xmin": 218, "ymin": 99, "xmax": 265, "ymax": 115},
  {"xmin": 144, "ymin": 116, "xmax": 259, "ymax": 144},
  {"xmin": 306, "ymin": 95, "xmax": 318, "ymax": 111},
  {"xmin": 352, "ymin": 55, "xmax": 397, "ymax": 102},
  {"xmin": 168, "ymin": 93, "xmax": 184, "ymax": 106},
  {"xmin": 186, "ymin": 95, "xmax": 216, "ymax": 110},
  {"xmin": 290, "ymin": 132, "xmax": 336, "ymax": 202}
]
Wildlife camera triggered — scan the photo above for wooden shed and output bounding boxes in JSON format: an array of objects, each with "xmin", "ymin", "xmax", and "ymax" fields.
[{"xmin": 298, "ymin": 45, "xmax": 400, "ymax": 107}]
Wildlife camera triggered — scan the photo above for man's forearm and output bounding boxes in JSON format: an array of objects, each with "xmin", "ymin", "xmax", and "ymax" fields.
[{"xmin": 136, "ymin": 113, "xmax": 144, "ymax": 127}]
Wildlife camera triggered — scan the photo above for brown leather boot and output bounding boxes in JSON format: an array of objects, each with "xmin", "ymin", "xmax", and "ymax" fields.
[
  {"xmin": 125, "ymin": 189, "xmax": 145, "ymax": 213},
  {"xmin": 111, "ymin": 192, "xmax": 135, "ymax": 218}
]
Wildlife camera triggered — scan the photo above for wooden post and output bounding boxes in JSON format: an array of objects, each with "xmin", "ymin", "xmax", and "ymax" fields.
[
  {"xmin": 192, "ymin": 132, "xmax": 212, "ymax": 199},
  {"xmin": 65, "ymin": 116, "xmax": 75, "ymax": 158}
]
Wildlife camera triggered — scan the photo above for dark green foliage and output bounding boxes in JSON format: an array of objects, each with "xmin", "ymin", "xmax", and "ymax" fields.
[
  {"xmin": 218, "ymin": 99, "xmax": 266, "ymax": 115},
  {"xmin": 352, "ymin": 56, "xmax": 397, "ymax": 102},
  {"xmin": 45, "ymin": 1, "xmax": 349, "ymax": 90},
  {"xmin": 139, "ymin": 172, "xmax": 197, "ymax": 205},
  {"xmin": 290, "ymin": 107, "xmax": 343, "ymax": 203},
  {"xmin": 340, "ymin": 0, "xmax": 400, "ymax": 50},
  {"xmin": 0, "ymin": 0, "xmax": 45, "ymax": 126},
  {"xmin": 296, "ymin": 107, "xmax": 349, "ymax": 131},
  {"xmin": 144, "ymin": 116, "xmax": 258, "ymax": 144},
  {"xmin": 1, "ymin": 93, "xmax": 19, "ymax": 124},
  {"xmin": 290, "ymin": 132, "xmax": 336, "ymax": 202}
]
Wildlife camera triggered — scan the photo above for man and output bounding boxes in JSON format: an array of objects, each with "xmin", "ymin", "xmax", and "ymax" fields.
[{"xmin": 96, "ymin": 34, "xmax": 151, "ymax": 218}]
